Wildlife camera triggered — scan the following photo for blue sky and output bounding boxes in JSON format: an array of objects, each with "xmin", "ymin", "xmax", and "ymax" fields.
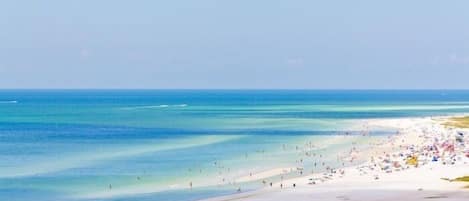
[{"xmin": 1, "ymin": 0, "xmax": 468, "ymax": 89}]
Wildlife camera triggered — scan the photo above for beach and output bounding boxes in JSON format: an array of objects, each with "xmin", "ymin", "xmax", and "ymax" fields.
[
  {"xmin": 4, "ymin": 0, "xmax": 469, "ymax": 199},
  {"xmin": 2, "ymin": 90, "xmax": 469, "ymax": 201},
  {"xmin": 202, "ymin": 116, "xmax": 469, "ymax": 201}
]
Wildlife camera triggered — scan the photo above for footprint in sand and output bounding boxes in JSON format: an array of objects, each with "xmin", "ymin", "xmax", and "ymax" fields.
[
  {"xmin": 336, "ymin": 195, "xmax": 350, "ymax": 200},
  {"xmin": 423, "ymin": 194, "xmax": 448, "ymax": 199}
]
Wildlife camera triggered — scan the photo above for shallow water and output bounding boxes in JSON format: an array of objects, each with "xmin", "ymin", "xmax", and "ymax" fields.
[{"xmin": 1, "ymin": 90, "xmax": 469, "ymax": 201}]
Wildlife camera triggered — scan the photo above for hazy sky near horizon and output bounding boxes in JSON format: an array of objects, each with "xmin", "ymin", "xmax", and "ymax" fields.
[{"xmin": 1, "ymin": 1, "xmax": 469, "ymax": 89}]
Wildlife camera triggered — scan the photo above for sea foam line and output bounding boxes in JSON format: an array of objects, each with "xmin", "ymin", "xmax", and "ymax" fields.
[
  {"xmin": 0, "ymin": 100, "xmax": 18, "ymax": 104},
  {"xmin": 120, "ymin": 104, "xmax": 188, "ymax": 110}
]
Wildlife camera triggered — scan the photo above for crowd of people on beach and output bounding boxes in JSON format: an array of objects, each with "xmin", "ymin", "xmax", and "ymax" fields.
[
  {"xmin": 179, "ymin": 118, "xmax": 469, "ymax": 195},
  {"xmin": 366, "ymin": 124, "xmax": 467, "ymax": 175},
  {"xmin": 306, "ymin": 119, "xmax": 469, "ymax": 187},
  {"xmin": 244, "ymin": 118, "xmax": 467, "ymax": 193}
]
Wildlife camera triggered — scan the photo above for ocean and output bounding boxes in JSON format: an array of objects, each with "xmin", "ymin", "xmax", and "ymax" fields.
[{"xmin": 1, "ymin": 90, "xmax": 469, "ymax": 201}]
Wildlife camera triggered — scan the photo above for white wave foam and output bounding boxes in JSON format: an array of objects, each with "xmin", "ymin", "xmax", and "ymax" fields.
[
  {"xmin": 121, "ymin": 104, "xmax": 188, "ymax": 110},
  {"xmin": 328, "ymin": 105, "xmax": 469, "ymax": 112},
  {"xmin": 0, "ymin": 100, "xmax": 17, "ymax": 104}
]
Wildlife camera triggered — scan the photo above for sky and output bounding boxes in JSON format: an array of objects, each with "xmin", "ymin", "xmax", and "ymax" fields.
[{"xmin": 1, "ymin": 0, "xmax": 469, "ymax": 89}]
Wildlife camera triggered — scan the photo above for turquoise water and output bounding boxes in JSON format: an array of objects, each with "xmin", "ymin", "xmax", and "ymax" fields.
[{"xmin": 1, "ymin": 90, "xmax": 469, "ymax": 201}]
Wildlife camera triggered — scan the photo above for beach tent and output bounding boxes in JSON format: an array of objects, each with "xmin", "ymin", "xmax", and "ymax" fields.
[{"xmin": 406, "ymin": 156, "xmax": 418, "ymax": 166}]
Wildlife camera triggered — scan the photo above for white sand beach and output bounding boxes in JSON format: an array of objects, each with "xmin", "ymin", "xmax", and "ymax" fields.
[{"xmin": 202, "ymin": 116, "xmax": 469, "ymax": 201}]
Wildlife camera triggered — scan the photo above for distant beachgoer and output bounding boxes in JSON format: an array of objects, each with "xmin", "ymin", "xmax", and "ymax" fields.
[
  {"xmin": 190, "ymin": 181, "xmax": 193, "ymax": 190},
  {"xmin": 293, "ymin": 183, "xmax": 296, "ymax": 188},
  {"xmin": 280, "ymin": 183, "xmax": 283, "ymax": 189},
  {"xmin": 270, "ymin": 182, "xmax": 273, "ymax": 187}
]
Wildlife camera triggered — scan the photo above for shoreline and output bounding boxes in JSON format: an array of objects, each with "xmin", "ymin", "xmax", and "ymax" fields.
[{"xmin": 201, "ymin": 115, "xmax": 469, "ymax": 201}]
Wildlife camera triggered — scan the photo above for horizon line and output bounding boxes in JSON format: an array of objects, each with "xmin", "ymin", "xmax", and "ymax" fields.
[{"xmin": 1, "ymin": 88, "xmax": 469, "ymax": 91}]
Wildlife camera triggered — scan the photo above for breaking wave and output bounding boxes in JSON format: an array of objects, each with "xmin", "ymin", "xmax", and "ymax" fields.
[
  {"xmin": 0, "ymin": 100, "xmax": 18, "ymax": 104},
  {"xmin": 121, "ymin": 104, "xmax": 188, "ymax": 110}
]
